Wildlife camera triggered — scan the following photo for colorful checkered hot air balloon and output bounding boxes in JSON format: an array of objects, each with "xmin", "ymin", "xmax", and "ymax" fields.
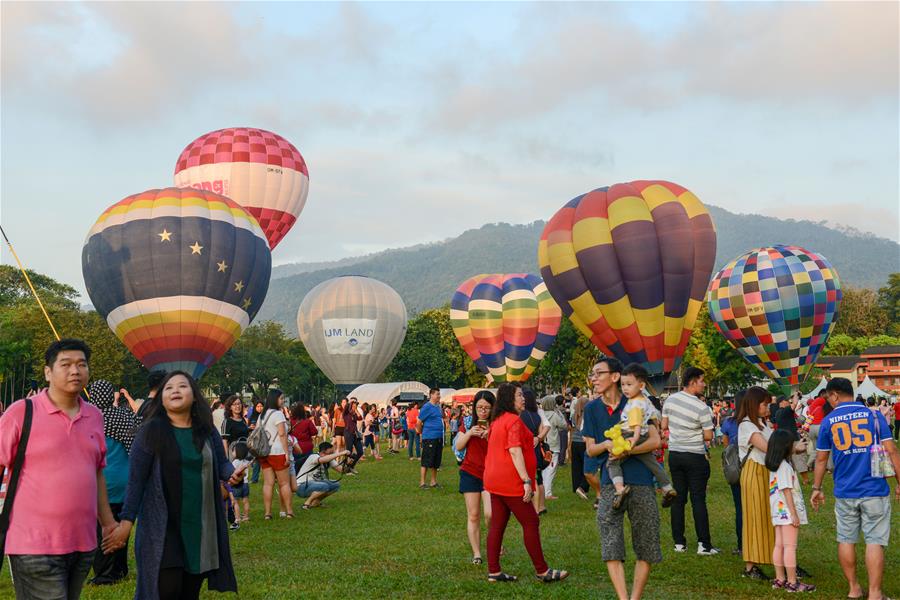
[
  {"xmin": 173, "ymin": 127, "xmax": 309, "ymax": 249},
  {"xmin": 82, "ymin": 188, "xmax": 272, "ymax": 379},
  {"xmin": 450, "ymin": 273, "xmax": 561, "ymax": 383},
  {"xmin": 707, "ymin": 245, "xmax": 842, "ymax": 391},
  {"xmin": 538, "ymin": 181, "xmax": 717, "ymax": 390}
]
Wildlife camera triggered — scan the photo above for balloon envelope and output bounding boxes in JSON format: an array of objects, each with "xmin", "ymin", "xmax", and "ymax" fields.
[
  {"xmin": 297, "ymin": 276, "xmax": 407, "ymax": 387},
  {"xmin": 707, "ymin": 245, "xmax": 842, "ymax": 389},
  {"xmin": 82, "ymin": 187, "xmax": 272, "ymax": 378},
  {"xmin": 450, "ymin": 273, "xmax": 561, "ymax": 383},
  {"xmin": 539, "ymin": 180, "xmax": 716, "ymax": 386},
  {"xmin": 174, "ymin": 127, "xmax": 309, "ymax": 249}
]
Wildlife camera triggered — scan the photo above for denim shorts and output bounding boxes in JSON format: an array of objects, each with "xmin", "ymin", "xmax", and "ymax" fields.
[
  {"xmin": 835, "ymin": 496, "xmax": 891, "ymax": 546},
  {"xmin": 231, "ymin": 482, "xmax": 250, "ymax": 499},
  {"xmin": 297, "ymin": 480, "xmax": 340, "ymax": 498}
]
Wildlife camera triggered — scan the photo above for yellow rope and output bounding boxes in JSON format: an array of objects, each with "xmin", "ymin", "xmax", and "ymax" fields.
[{"xmin": 1, "ymin": 225, "xmax": 61, "ymax": 341}]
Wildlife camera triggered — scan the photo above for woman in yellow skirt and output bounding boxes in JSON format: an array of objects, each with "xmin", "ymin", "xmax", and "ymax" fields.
[{"xmin": 737, "ymin": 387, "xmax": 775, "ymax": 580}]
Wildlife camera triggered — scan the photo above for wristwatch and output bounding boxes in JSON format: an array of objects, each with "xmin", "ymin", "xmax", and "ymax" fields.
[
  {"xmin": 812, "ymin": 486, "xmax": 822, "ymax": 492},
  {"xmin": 523, "ymin": 479, "xmax": 533, "ymax": 486}
]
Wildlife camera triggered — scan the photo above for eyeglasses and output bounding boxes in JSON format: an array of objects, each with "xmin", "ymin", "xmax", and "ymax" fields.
[
  {"xmin": 475, "ymin": 405, "xmax": 491, "ymax": 411},
  {"xmin": 591, "ymin": 370, "xmax": 611, "ymax": 376}
]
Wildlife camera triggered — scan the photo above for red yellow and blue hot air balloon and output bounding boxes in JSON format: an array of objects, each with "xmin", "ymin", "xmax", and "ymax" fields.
[
  {"xmin": 538, "ymin": 180, "xmax": 717, "ymax": 390},
  {"xmin": 81, "ymin": 187, "xmax": 272, "ymax": 379},
  {"xmin": 707, "ymin": 245, "xmax": 842, "ymax": 391},
  {"xmin": 450, "ymin": 273, "xmax": 561, "ymax": 383}
]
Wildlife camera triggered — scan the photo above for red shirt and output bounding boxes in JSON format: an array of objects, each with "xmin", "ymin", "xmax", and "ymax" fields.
[
  {"xmin": 459, "ymin": 421, "xmax": 488, "ymax": 480},
  {"xmin": 290, "ymin": 418, "xmax": 318, "ymax": 454},
  {"xmin": 808, "ymin": 397, "xmax": 826, "ymax": 425},
  {"xmin": 406, "ymin": 406, "xmax": 419, "ymax": 429},
  {"xmin": 483, "ymin": 412, "xmax": 537, "ymax": 497},
  {"xmin": 894, "ymin": 402, "xmax": 900, "ymax": 420}
]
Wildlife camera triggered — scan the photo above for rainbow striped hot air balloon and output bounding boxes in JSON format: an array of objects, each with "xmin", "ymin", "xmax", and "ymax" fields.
[
  {"xmin": 707, "ymin": 245, "xmax": 842, "ymax": 391},
  {"xmin": 174, "ymin": 127, "xmax": 309, "ymax": 249},
  {"xmin": 539, "ymin": 181, "xmax": 717, "ymax": 389},
  {"xmin": 82, "ymin": 188, "xmax": 272, "ymax": 378},
  {"xmin": 450, "ymin": 274, "xmax": 561, "ymax": 383}
]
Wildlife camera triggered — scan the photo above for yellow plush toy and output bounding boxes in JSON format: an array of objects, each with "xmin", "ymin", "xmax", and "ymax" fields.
[{"xmin": 604, "ymin": 423, "xmax": 633, "ymax": 457}]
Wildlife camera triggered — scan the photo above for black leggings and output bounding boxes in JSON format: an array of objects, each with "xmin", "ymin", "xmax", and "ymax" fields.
[{"xmin": 158, "ymin": 568, "xmax": 204, "ymax": 600}]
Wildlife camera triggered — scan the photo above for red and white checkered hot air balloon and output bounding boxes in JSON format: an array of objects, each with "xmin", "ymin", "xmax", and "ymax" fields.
[{"xmin": 174, "ymin": 127, "xmax": 309, "ymax": 249}]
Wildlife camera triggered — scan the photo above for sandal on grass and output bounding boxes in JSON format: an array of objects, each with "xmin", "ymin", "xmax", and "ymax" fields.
[
  {"xmin": 472, "ymin": 557, "xmax": 483, "ymax": 565},
  {"xmin": 536, "ymin": 568, "xmax": 569, "ymax": 583},
  {"xmin": 264, "ymin": 514, "xmax": 272, "ymax": 520},
  {"xmin": 487, "ymin": 572, "xmax": 517, "ymax": 583}
]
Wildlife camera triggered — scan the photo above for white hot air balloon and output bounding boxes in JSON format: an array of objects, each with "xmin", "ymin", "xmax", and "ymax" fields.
[{"xmin": 297, "ymin": 276, "xmax": 407, "ymax": 391}]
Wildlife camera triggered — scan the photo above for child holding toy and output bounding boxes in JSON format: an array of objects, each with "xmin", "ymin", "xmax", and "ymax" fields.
[{"xmin": 607, "ymin": 363, "xmax": 678, "ymax": 510}]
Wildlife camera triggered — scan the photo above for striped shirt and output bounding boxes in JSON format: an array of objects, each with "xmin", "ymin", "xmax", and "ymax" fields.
[{"xmin": 662, "ymin": 391, "xmax": 713, "ymax": 454}]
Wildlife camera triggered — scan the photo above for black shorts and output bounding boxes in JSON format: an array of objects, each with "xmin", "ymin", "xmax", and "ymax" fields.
[
  {"xmin": 421, "ymin": 438, "xmax": 443, "ymax": 469},
  {"xmin": 364, "ymin": 434, "xmax": 375, "ymax": 449},
  {"xmin": 458, "ymin": 469, "xmax": 484, "ymax": 494},
  {"xmin": 334, "ymin": 426, "xmax": 345, "ymax": 437}
]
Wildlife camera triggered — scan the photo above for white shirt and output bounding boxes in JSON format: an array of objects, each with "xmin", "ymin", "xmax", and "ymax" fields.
[
  {"xmin": 738, "ymin": 418, "xmax": 772, "ymax": 465},
  {"xmin": 769, "ymin": 460, "xmax": 808, "ymax": 525},
  {"xmin": 662, "ymin": 391, "xmax": 713, "ymax": 454},
  {"xmin": 212, "ymin": 407, "xmax": 225, "ymax": 432},
  {"xmin": 296, "ymin": 453, "xmax": 339, "ymax": 485},
  {"xmin": 262, "ymin": 409, "xmax": 287, "ymax": 455}
]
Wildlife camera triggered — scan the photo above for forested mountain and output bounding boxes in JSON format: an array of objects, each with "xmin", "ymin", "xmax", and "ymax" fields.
[{"xmin": 258, "ymin": 206, "xmax": 899, "ymax": 333}]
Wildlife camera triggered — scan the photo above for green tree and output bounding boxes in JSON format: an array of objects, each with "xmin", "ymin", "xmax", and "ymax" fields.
[
  {"xmin": 833, "ymin": 286, "xmax": 889, "ymax": 338},
  {"xmin": 386, "ymin": 307, "xmax": 485, "ymax": 388},
  {"xmin": 530, "ymin": 318, "xmax": 597, "ymax": 395},
  {"xmin": 876, "ymin": 273, "xmax": 900, "ymax": 336},
  {"xmin": 0, "ymin": 265, "xmax": 80, "ymax": 310}
]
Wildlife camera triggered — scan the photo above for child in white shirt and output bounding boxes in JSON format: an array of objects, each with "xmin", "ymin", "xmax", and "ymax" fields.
[
  {"xmin": 766, "ymin": 430, "xmax": 815, "ymax": 593},
  {"xmin": 230, "ymin": 442, "xmax": 252, "ymax": 525}
]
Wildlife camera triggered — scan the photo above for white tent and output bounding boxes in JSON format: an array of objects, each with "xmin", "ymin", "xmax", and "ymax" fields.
[
  {"xmin": 856, "ymin": 375, "xmax": 890, "ymax": 399},
  {"xmin": 347, "ymin": 381, "xmax": 428, "ymax": 408},
  {"xmin": 802, "ymin": 376, "xmax": 829, "ymax": 401},
  {"xmin": 439, "ymin": 388, "xmax": 457, "ymax": 404}
]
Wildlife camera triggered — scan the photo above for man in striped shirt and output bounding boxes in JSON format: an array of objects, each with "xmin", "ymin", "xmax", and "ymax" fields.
[{"xmin": 661, "ymin": 367, "xmax": 718, "ymax": 556}]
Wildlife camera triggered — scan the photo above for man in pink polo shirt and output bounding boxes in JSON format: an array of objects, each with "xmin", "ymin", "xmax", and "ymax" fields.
[{"xmin": 0, "ymin": 339, "xmax": 117, "ymax": 600}]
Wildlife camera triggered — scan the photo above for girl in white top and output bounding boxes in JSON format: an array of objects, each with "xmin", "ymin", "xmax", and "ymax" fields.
[
  {"xmin": 259, "ymin": 389, "xmax": 294, "ymax": 520},
  {"xmin": 764, "ymin": 430, "xmax": 814, "ymax": 593}
]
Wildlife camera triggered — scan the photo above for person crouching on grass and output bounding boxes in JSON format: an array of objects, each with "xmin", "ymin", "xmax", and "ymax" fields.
[
  {"xmin": 482, "ymin": 383, "xmax": 569, "ymax": 583},
  {"xmin": 456, "ymin": 390, "xmax": 495, "ymax": 565},
  {"xmin": 295, "ymin": 441, "xmax": 351, "ymax": 509}
]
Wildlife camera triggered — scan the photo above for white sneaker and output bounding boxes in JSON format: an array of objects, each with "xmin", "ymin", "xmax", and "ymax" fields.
[
  {"xmin": 697, "ymin": 543, "xmax": 720, "ymax": 555},
  {"xmin": 673, "ymin": 544, "xmax": 687, "ymax": 553}
]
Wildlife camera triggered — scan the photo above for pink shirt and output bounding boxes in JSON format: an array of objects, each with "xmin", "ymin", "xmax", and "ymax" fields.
[{"xmin": 0, "ymin": 390, "xmax": 106, "ymax": 554}]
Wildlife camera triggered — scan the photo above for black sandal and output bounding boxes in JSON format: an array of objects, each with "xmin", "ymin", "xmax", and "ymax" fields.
[
  {"xmin": 487, "ymin": 572, "xmax": 517, "ymax": 583},
  {"xmin": 536, "ymin": 568, "xmax": 569, "ymax": 583}
]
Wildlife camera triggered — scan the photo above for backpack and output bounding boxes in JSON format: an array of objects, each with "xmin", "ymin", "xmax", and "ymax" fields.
[
  {"xmin": 722, "ymin": 443, "xmax": 751, "ymax": 485},
  {"xmin": 247, "ymin": 410, "xmax": 274, "ymax": 458}
]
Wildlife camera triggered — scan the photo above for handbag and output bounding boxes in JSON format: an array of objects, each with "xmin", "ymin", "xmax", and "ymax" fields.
[
  {"xmin": 869, "ymin": 412, "xmax": 895, "ymax": 478},
  {"xmin": 0, "ymin": 399, "xmax": 34, "ymax": 569},
  {"xmin": 246, "ymin": 410, "xmax": 274, "ymax": 458},
  {"xmin": 722, "ymin": 442, "xmax": 751, "ymax": 485}
]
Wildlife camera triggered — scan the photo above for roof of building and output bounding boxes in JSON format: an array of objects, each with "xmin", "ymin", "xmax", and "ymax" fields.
[
  {"xmin": 861, "ymin": 345, "xmax": 900, "ymax": 356},
  {"xmin": 817, "ymin": 355, "xmax": 863, "ymax": 371}
]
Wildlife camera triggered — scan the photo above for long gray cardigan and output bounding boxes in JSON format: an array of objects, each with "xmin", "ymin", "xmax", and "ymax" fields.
[{"xmin": 120, "ymin": 424, "xmax": 237, "ymax": 599}]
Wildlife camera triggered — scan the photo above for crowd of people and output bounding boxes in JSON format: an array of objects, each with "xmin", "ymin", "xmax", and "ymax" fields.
[{"xmin": 0, "ymin": 338, "xmax": 898, "ymax": 599}]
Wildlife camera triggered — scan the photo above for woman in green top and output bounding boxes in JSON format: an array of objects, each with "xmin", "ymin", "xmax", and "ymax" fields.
[{"xmin": 104, "ymin": 371, "xmax": 246, "ymax": 600}]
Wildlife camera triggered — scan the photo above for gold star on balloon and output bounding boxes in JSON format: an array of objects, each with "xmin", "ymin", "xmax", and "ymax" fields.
[
  {"xmin": 242, "ymin": 297, "xmax": 252, "ymax": 310},
  {"xmin": 217, "ymin": 260, "xmax": 229, "ymax": 273},
  {"xmin": 158, "ymin": 229, "xmax": 173, "ymax": 242},
  {"xmin": 234, "ymin": 280, "xmax": 245, "ymax": 292},
  {"xmin": 189, "ymin": 242, "xmax": 203, "ymax": 255}
]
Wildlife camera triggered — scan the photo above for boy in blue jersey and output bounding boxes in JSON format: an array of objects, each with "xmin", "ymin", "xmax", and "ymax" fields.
[{"xmin": 811, "ymin": 378, "xmax": 900, "ymax": 600}]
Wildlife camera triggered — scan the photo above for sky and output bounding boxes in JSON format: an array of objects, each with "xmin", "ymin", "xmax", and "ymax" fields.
[{"xmin": 2, "ymin": 1, "xmax": 898, "ymax": 302}]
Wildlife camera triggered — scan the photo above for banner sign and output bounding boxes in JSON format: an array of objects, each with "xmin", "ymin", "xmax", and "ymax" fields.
[{"xmin": 322, "ymin": 319, "xmax": 377, "ymax": 355}]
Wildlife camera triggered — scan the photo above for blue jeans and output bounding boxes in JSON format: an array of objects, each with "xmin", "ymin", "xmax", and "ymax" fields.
[
  {"xmin": 730, "ymin": 481, "xmax": 743, "ymax": 550},
  {"xmin": 407, "ymin": 431, "xmax": 421, "ymax": 457},
  {"xmin": 10, "ymin": 551, "xmax": 94, "ymax": 600},
  {"xmin": 297, "ymin": 480, "xmax": 340, "ymax": 497},
  {"xmin": 250, "ymin": 459, "xmax": 261, "ymax": 483}
]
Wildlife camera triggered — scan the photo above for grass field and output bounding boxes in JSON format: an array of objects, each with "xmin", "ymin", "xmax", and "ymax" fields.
[{"xmin": 3, "ymin": 444, "xmax": 898, "ymax": 599}]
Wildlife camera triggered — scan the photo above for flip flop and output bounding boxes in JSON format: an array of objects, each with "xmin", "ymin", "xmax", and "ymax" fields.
[
  {"xmin": 487, "ymin": 572, "xmax": 517, "ymax": 583},
  {"xmin": 536, "ymin": 568, "xmax": 569, "ymax": 583}
]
